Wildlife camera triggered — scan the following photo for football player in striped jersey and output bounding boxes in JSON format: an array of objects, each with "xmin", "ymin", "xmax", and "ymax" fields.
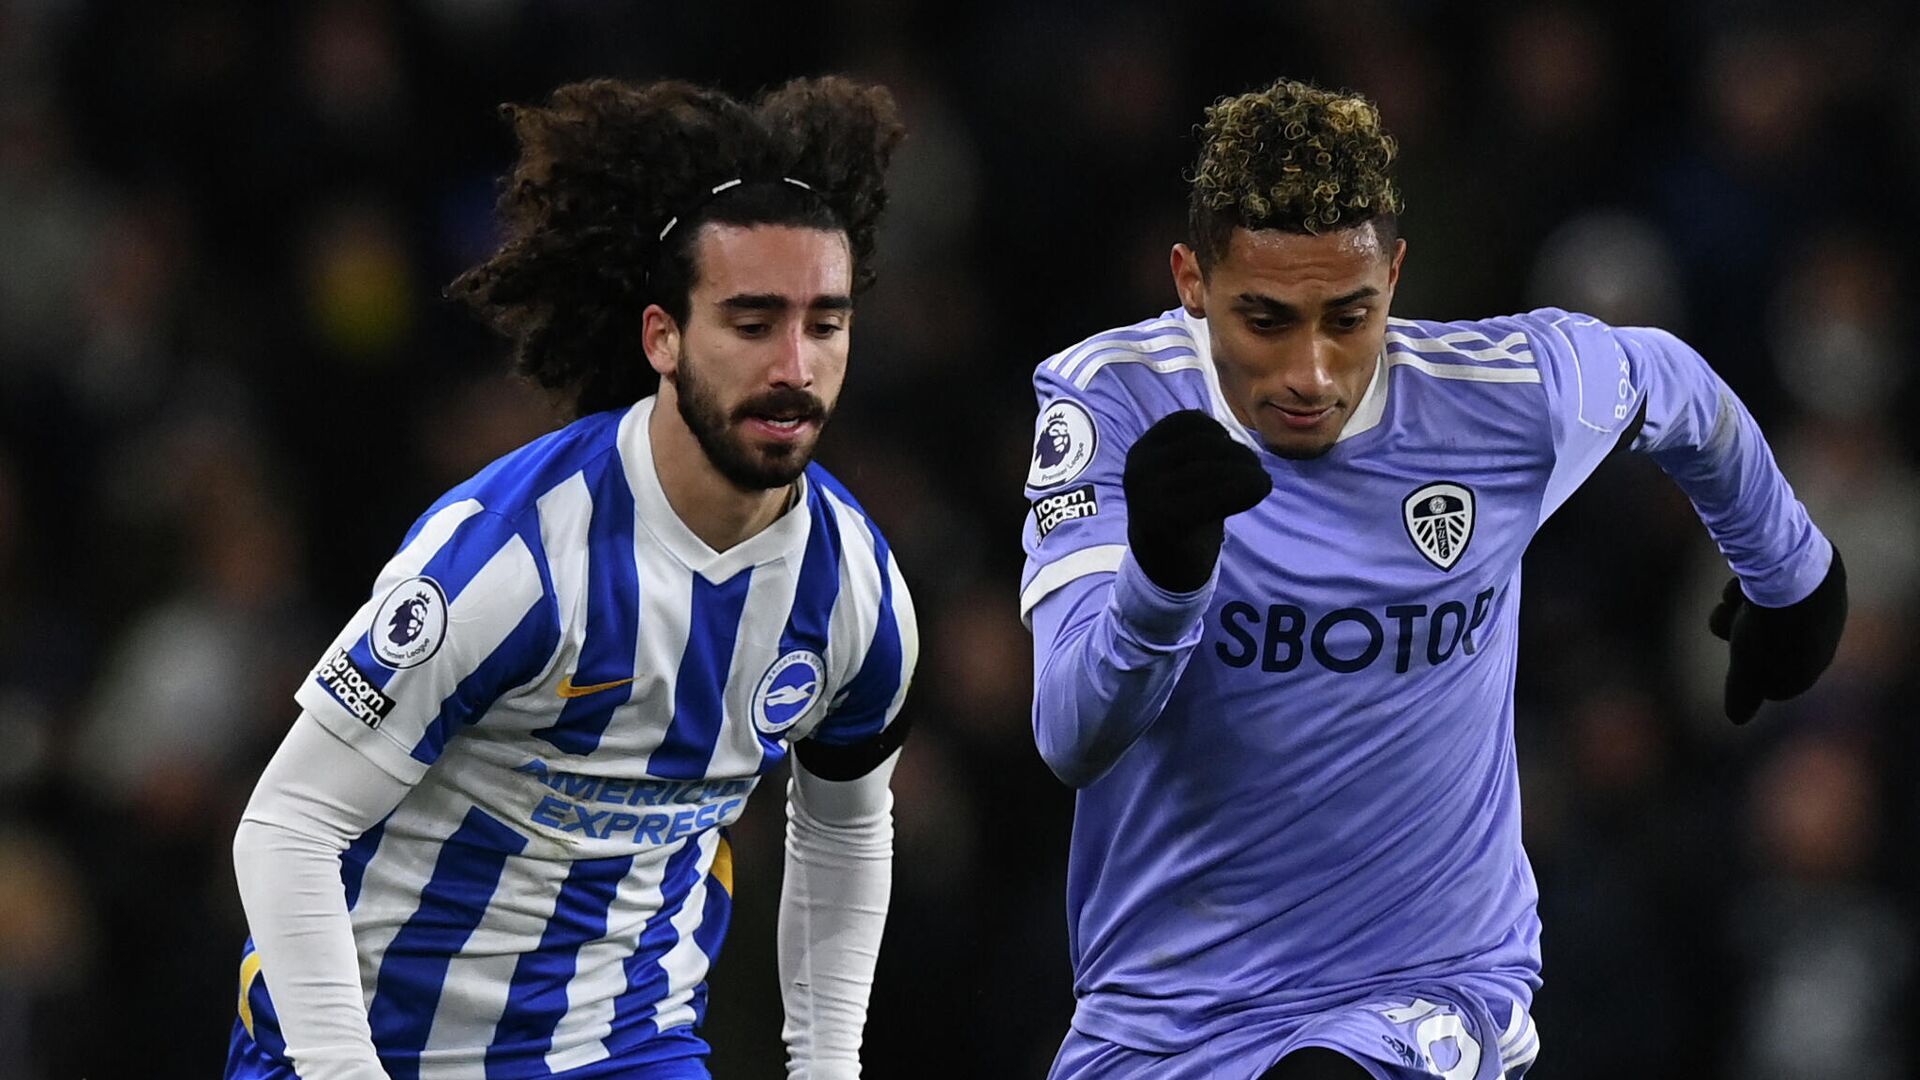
[{"xmin": 228, "ymin": 77, "xmax": 915, "ymax": 1080}]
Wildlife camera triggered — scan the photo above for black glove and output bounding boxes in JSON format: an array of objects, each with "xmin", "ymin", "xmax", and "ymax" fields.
[
  {"xmin": 1708, "ymin": 547, "xmax": 1848, "ymax": 723},
  {"xmin": 1123, "ymin": 410, "xmax": 1272, "ymax": 593}
]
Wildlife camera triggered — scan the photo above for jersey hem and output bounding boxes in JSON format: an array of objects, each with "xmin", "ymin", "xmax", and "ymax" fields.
[{"xmin": 1068, "ymin": 965, "xmax": 1541, "ymax": 1057}]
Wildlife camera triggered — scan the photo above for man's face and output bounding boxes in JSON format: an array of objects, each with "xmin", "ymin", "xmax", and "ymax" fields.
[
  {"xmin": 656, "ymin": 223, "xmax": 853, "ymax": 491},
  {"xmin": 1172, "ymin": 223, "xmax": 1405, "ymax": 459}
]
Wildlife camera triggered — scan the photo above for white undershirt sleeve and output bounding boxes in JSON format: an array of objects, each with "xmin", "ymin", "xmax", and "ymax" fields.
[
  {"xmin": 777, "ymin": 750, "xmax": 898, "ymax": 1079},
  {"xmin": 232, "ymin": 712, "xmax": 414, "ymax": 1080}
]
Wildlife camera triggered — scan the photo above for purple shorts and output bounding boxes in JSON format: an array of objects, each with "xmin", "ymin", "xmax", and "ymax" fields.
[{"xmin": 1050, "ymin": 983, "xmax": 1540, "ymax": 1080}]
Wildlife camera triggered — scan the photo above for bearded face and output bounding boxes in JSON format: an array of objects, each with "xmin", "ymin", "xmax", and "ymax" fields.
[
  {"xmin": 674, "ymin": 342, "xmax": 831, "ymax": 490},
  {"xmin": 650, "ymin": 223, "xmax": 855, "ymax": 494}
]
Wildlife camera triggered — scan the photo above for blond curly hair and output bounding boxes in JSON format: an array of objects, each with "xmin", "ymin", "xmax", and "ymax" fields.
[{"xmin": 1188, "ymin": 78, "xmax": 1403, "ymax": 267}]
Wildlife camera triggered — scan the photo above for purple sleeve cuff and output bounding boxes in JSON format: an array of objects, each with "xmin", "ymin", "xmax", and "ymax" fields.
[
  {"xmin": 1109, "ymin": 549, "xmax": 1215, "ymax": 648},
  {"xmin": 1744, "ymin": 531, "xmax": 1834, "ymax": 608}
]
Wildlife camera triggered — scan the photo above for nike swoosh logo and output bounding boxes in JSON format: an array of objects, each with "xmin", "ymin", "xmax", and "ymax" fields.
[{"xmin": 557, "ymin": 675, "xmax": 638, "ymax": 699}]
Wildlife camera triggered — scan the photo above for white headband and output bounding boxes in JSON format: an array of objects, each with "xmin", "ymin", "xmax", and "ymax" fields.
[{"xmin": 657, "ymin": 176, "xmax": 816, "ymax": 242}]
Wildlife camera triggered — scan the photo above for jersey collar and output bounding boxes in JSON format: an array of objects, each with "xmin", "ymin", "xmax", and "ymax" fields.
[
  {"xmin": 1177, "ymin": 307, "xmax": 1390, "ymax": 448},
  {"xmin": 619, "ymin": 396, "xmax": 812, "ymax": 580},
  {"xmin": 1339, "ymin": 349, "xmax": 1391, "ymax": 444}
]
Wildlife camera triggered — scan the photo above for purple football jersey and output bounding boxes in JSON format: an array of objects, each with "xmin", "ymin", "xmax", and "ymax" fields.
[{"xmin": 1021, "ymin": 307, "xmax": 1831, "ymax": 1055}]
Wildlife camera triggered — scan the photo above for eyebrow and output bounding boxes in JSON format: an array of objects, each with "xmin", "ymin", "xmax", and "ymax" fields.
[
  {"xmin": 1234, "ymin": 286, "xmax": 1381, "ymax": 317},
  {"xmin": 719, "ymin": 293, "xmax": 854, "ymax": 312}
]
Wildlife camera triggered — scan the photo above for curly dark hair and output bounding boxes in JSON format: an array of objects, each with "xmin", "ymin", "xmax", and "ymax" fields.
[
  {"xmin": 448, "ymin": 76, "xmax": 905, "ymax": 417},
  {"xmin": 1188, "ymin": 78, "xmax": 1403, "ymax": 270}
]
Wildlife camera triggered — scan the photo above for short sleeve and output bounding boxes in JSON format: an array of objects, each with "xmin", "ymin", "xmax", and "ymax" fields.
[
  {"xmin": 809, "ymin": 527, "xmax": 918, "ymax": 749},
  {"xmin": 296, "ymin": 499, "xmax": 560, "ymax": 783}
]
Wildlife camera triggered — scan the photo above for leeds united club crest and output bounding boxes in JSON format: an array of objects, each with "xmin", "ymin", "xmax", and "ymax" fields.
[{"xmin": 1403, "ymin": 483, "xmax": 1475, "ymax": 571}]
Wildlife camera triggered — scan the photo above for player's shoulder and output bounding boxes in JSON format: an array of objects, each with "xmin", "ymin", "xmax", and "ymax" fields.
[
  {"xmin": 803, "ymin": 463, "xmax": 912, "ymax": 631},
  {"xmin": 1032, "ymin": 309, "xmax": 1211, "ymax": 415},
  {"xmin": 1374, "ymin": 312, "xmax": 1578, "ymax": 453},
  {"xmin": 1385, "ymin": 307, "xmax": 1637, "ymax": 403},
  {"xmin": 421, "ymin": 406, "xmax": 630, "ymax": 528},
  {"xmin": 1384, "ymin": 312, "xmax": 1544, "ymax": 370},
  {"xmin": 803, "ymin": 463, "xmax": 897, "ymax": 566},
  {"xmin": 1403, "ymin": 307, "xmax": 1630, "ymax": 364}
]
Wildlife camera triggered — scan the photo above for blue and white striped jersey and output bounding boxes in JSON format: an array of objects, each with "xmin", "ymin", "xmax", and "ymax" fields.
[{"xmin": 234, "ymin": 395, "xmax": 916, "ymax": 1079}]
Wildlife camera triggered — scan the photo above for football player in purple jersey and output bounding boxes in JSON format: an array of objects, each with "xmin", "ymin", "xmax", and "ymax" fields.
[{"xmin": 1021, "ymin": 78, "xmax": 1846, "ymax": 1080}]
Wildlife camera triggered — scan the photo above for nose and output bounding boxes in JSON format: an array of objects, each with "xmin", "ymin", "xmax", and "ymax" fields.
[
  {"xmin": 1272, "ymin": 331, "xmax": 1339, "ymax": 406},
  {"xmin": 768, "ymin": 322, "xmax": 815, "ymax": 389}
]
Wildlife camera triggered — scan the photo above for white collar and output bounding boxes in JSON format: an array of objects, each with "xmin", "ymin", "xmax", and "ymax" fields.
[
  {"xmin": 618, "ymin": 396, "xmax": 813, "ymax": 580},
  {"xmin": 1338, "ymin": 349, "xmax": 1391, "ymax": 444},
  {"xmin": 1177, "ymin": 306, "xmax": 1390, "ymax": 447}
]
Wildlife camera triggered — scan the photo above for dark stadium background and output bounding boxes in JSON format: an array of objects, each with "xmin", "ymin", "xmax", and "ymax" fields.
[{"xmin": 3, "ymin": 1, "xmax": 1917, "ymax": 1076}]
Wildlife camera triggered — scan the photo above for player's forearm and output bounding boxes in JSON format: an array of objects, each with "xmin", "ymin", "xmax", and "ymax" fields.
[
  {"xmin": 778, "ymin": 755, "xmax": 896, "ymax": 1079},
  {"xmin": 233, "ymin": 818, "xmax": 390, "ymax": 1080},
  {"xmin": 1030, "ymin": 553, "xmax": 1212, "ymax": 788},
  {"xmin": 234, "ymin": 715, "xmax": 411, "ymax": 1080},
  {"xmin": 1628, "ymin": 327, "xmax": 1833, "ymax": 604}
]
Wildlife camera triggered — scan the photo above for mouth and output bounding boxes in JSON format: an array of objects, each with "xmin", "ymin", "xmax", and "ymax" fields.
[
  {"xmin": 741, "ymin": 412, "xmax": 819, "ymax": 442},
  {"xmin": 1269, "ymin": 403, "xmax": 1337, "ymax": 432},
  {"xmin": 732, "ymin": 385, "xmax": 829, "ymax": 445}
]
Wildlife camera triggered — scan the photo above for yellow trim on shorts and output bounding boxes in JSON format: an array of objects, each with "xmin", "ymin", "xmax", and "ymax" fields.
[
  {"xmin": 238, "ymin": 950, "xmax": 264, "ymax": 1038},
  {"xmin": 712, "ymin": 836, "xmax": 734, "ymax": 896}
]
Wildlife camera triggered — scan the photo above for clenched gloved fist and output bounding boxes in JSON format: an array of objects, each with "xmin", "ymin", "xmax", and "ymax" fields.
[
  {"xmin": 1709, "ymin": 547, "xmax": 1848, "ymax": 724},
  {"xmin": 1122, "ymin": 410, "xmax": 1272, "ymax": 593}
]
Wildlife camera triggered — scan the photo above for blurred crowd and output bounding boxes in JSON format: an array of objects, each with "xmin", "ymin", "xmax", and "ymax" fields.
[{"xmin": 2, "ymin": 1, "xmax": 1917, "ymax": 1077}]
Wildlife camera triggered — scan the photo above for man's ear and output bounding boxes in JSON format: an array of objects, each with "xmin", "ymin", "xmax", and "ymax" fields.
[
  {"xmin": 1386, "ymin": 236, "xmax": 1407, "ymax": 294},
  {"xmin": 642, "ymin": 304, "xmax": 679, "ymax": 377},
  {"xmin": 1171, "ymin": 243, "xmax": 1207, "ymax": 318}
]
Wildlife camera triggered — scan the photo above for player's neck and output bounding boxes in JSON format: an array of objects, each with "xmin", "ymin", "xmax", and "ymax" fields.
[{"xmin": 647, "ymin": 390, "xmax": 793, "ymax": 553}]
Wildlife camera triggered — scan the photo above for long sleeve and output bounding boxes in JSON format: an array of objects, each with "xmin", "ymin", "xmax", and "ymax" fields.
[
  {"xmin": 1527, "ymin": 309, "xmax": 1831, "ymax": 606},
  {"xmin": 1017, "ymin": 313, "xmax": 1239, "ymax": 788},
  {"xmin": 1625, "ymin": 327, "xmax": 1832, "ymax": 605},
  {"xmin": 777, "ymin": 751, "xmax": 898, "ymax": 1079},
  {"xmin": 233, "ymin": 712, "xmax": 413, "ymax": 1080},
  {"xmin": 1028, "ymin": 549, "xmax": 1215, "ymax": 788}
]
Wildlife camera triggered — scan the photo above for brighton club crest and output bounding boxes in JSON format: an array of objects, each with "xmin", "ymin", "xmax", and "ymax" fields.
[
  {"xmin": 752, "ymin": 649, "xmax": 826, "ymax": 737},
  {"xmin": 1403, "ymin": 482, "xmax": 1475, "ymax": 571}
]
